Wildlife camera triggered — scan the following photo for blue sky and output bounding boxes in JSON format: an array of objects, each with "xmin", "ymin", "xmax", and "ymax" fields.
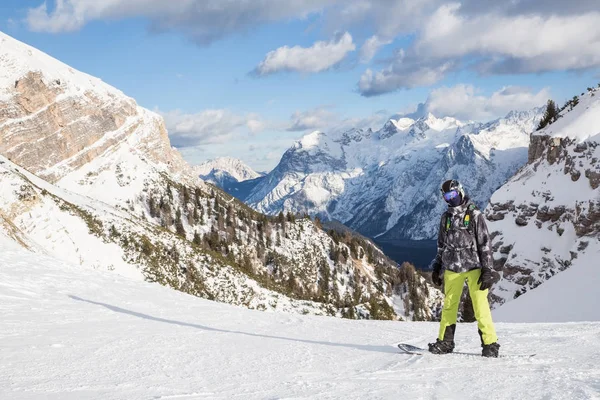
[{"xmin": 1, "ymin": 1, "xmax": 600, "ymax": 171}]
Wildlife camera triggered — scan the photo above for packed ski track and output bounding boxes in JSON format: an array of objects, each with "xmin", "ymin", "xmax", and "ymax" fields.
[{"xmin": 1, "ymin": 240, "xmax": 599, "ymax": 400}]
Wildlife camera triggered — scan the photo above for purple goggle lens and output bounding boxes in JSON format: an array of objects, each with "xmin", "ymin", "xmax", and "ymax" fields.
[{"xmin": 443, "ymin": 190, "xmax": 459, "ymax": 201}]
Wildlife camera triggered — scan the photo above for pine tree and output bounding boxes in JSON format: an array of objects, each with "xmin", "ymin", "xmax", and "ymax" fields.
[
  {"xmin": 286, "ymin": 211, "xmax": 295, "ymax": 223},
  {"xmin": 175, "ymin": 209, "xmax": 186, "ymax": 237},
  {"xmin": 317, "ymin": 260, "xmax": 330, "ymax": 301},
  {"xmin": 192, "ymin": 230, "xmax": 202, "ymax": 246},
  {"xmin": 352, "ymin": 273, "xmax": 362, "ymax": 304},
  {"xmin": 313, "ymin": 216, "xmax": 323, "ymax": 230},
  {"xmin": 226, "ymin": 204, "xmax": 235, "ymax": 227},
  {"xmin": 183, "ymin": 186, "xmax": 190, "ymax": 205},
  {"xmin": 215, "ymin": 212, "xmax": 224, "ymax": 231},
  {"xmin": 368, "ymin": 295, "xmax": 380, "ymax": 319},
  {"xmin": 194, "ymin": 188, "xmax": 202, "ymax": 207},
  {"xmin": 148, "ymin": 195, "xmax": 157, "ymax": 218},
  {"xmin": 536, "ymin": 99, "xmax": 559, "ymax": 131},
  {"xmin": 109, "ymin": 224, "xmax": 120, "ymax": 239}
]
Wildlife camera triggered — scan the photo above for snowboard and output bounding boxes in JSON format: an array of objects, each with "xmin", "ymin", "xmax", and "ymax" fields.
[{"xmin": 397, "ymin": 343, "xmax": 536, "ymax": 358}]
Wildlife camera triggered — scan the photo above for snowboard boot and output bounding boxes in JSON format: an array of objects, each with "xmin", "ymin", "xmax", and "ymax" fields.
[
  {"xmin": 482, "ymin": 342, "xmax": 500, "ymax": 358},
  {"xmin": 428, "ymin": 339, "xmax": 455, "ymax": 354}
]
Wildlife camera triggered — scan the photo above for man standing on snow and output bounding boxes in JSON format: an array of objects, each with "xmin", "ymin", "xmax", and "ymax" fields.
[{"xmin": 428, "ymin": 179, "xmax": 500, "ymax": 358}]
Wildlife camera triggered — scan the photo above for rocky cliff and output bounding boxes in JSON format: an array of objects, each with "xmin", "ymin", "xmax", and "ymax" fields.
[{"xmin": 485, "ymin": 88, "xmax": 600, "ymax": 306}]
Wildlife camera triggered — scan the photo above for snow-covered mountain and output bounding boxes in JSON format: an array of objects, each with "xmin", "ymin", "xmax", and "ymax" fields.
[
  {"xmin": 239, "ymin": 110, "xmax": 542, "ymax": 240},
  {"xmin": 195, "ymin": 156, "xmax": 264, "ymax": 198},
  {"xmin": 2, "ymin": 234, "xmax": 599, "ymax": 399},
  {"xmin": 0, "ymin": 30, "xmax": 440, "ymax": 321},
  {"xmin": 486, "ymin": 87, "xmax": 600, "ymax": 308},
  {"xmin": 196, "ymin": 157, "xmax": 262, "ymax": 185}
]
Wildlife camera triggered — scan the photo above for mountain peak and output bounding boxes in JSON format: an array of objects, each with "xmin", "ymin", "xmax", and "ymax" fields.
[
  {"xmin": 336, "ymin": 127, "xmax": 373, "ymax": 145},
  {"xmin": 418, "ymin": 113, "xmax": 462, "ymax": 132},
  {"xmin": 296, "ymin": 130, "xmax": 324, "ymax": 150},
  {"xmin": 0, "ymin": 30, "xmax": 124, "ymax": 102},
  {"xmin": 378, "ymin": 118, "xmax": 414, "ymax": 140},
  {"xmin": 196, "ymin": 157, "xmax": 261, "ymax": 183}
]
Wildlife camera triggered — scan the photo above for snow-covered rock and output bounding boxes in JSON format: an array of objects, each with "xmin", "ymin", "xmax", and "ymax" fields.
[
  {"xmin": 240, "ymin": 109, "xmax": 542, "ymax": 240},
  {"xmin": 0, "ymin": 31, "xmax": 190, "ymax": 184},
  {"xmin": 486, "ymin": 88, "xmax": 600, "ymax": 308}
]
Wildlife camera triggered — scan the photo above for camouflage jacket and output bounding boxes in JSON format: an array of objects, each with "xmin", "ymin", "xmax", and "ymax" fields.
[{"xmin": 431, "ymin": 198, "xmax": 493, "ymax": 273}]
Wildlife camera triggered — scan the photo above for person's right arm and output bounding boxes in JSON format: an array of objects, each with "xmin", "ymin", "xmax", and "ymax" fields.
[{"xmin": 430, "ymin": 215, "xmax": 445, "ymax": 285}]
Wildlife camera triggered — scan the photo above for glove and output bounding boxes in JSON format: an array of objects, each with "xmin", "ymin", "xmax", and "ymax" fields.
[
  {"xmin": 432, "ymin": 266, "xmax": 443, "ymax": 287},
  {"xmin": 478, "ymin": 268, "xmax": 494, "ymax": 291}
]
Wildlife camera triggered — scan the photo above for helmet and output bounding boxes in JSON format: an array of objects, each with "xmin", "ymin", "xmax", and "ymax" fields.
[{"xmin": 440, "ymin": 179, "xmax": 465, "ymax": 206}]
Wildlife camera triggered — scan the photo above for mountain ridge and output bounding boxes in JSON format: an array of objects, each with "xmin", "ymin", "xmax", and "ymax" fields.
[{"xmin": 230, "ymin": 108, "xmax": 543, "ymax": 241}]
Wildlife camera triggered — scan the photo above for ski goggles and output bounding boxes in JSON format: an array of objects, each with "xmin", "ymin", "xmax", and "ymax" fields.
[{"xmin": 442, "ymin": 190, "xmax": 460, "ymax": 201}]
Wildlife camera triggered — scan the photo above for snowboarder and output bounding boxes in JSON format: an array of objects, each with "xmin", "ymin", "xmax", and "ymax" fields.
[{"xmin": 428, "ymin": 179, "xmax": 500, "ymax": 358}]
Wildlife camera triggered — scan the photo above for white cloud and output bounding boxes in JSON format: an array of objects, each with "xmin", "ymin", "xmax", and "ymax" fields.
[
  {"xmin": 287, "ymin": 105, "xmax": 391, "ymax": 134},
  {"xmin": 417, "ymin": 3, "xmax": 600, "ymax": 74},
  {"xmin": 358, "ymin": 3, "xmax": 600, "ymax": 95},
  {"xmin": 179, "ymin": 135, "xmax": 294, "ymax": 172},
  {"xmin": 160, "ymin": 109, "xmax": 266, "ymax": 148},
  {"xmin": 255, "ymin": 32, "xmax": 355, "ymax": 75},
  {"xmin": 247, "ymin": 118, "xmax": 266, "ymax": 134},
  {"xmin": 327, "ymin": 0, "xmax": 440, "ymax": 40},
  {"xmin": 331, "ymin": 110, "xmax": 391, "ymax": 134},
  {"xmin": 416, "ymin": 84, "xmax": 550, "ymax": 121},
  {"xmin": 288, "ymin": 107, "xmax": 336, "ymax": 131},
  {"xmin": 26, "ymin": 0, "xmax": 335, "ymax": 43},
  {"xmin": 26, "ymin": 0, "xmax": 600, "ymax": 95},
  {"xmin": 359, "ymin": 35, "xmax": 392, "ymax": 63},
  {"xmin": 358, "ymin": 49, "xmax": 455, "ymax": 96}
]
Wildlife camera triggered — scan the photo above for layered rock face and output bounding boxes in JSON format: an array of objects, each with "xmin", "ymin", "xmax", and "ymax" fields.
[
  {"xmin": 2, "ymin": 71, "xmax": 133, "ymax": 180},
  {"xmin": 486, "ymin": 89, "xmax": 600, "ymax": 307},
  {"xmin": 0, "ymin": 32, "xmax": 189, "ymax": 183}
]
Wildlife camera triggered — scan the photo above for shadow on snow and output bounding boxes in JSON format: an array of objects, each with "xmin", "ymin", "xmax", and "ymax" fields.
[{"xmin": 69, "ymin": 295, "xmax": 398, "ymax": 355}]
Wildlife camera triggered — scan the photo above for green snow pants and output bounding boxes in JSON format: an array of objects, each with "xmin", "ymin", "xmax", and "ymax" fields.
[{"xmin": 438, "ymin": 269, "xmax": 498, "ymax": 345}]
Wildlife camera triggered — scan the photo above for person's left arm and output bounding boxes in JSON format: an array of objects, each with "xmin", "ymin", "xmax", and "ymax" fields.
[{"xmin": 474, "ymin": 210, "xmax": 493, "ymax": 270}]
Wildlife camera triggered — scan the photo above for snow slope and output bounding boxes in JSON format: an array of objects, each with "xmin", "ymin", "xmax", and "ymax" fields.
[
  {"xmin": 494, "ymin": 246, "xmax": 600, "ymax": 323},
  {"xmin": 1, "ymin": 238, "xmax": 600, "ymax": 400},
  {"xmin": 542, "ymin": 92, "xmax": 600, "ymax": 142},
  {"xmin": 239, "ymin": 110, "xmax": 542, "ymax": 240}
]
